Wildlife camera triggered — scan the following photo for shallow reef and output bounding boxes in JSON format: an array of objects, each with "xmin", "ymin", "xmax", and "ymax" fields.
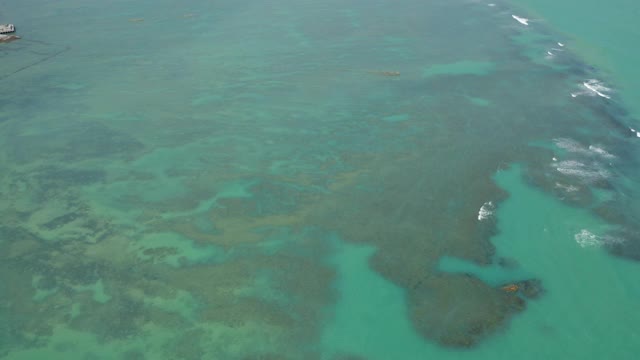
[{"xmin": 2, "ymin": 0, "xmax": 640, "ymax": 358}]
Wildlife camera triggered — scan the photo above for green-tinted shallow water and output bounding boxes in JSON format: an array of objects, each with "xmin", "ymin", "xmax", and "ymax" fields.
[
  {"xmin": 1, "ymin": 0, "xmax": 640, "ymax": 359},
  {"xmin": 325, "ymin": 166, "xmax": 640, "ymax": 359}
]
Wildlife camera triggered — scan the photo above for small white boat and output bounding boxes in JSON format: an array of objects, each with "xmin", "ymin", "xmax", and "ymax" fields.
[{"xmin": 0, "ymin": 24, "xmax": 16, "ymax": 34}]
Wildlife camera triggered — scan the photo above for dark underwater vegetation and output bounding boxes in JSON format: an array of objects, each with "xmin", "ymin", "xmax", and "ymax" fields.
[{"xmin": 1, "ymin": 0, "xmax": 640, "ymax": 359}]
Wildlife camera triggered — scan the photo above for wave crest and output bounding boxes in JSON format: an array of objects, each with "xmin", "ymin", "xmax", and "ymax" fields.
[
  {"xmin": 571, "ymin": 79, "xmax": 613, "ymax": 99},
  {"xmin": 478, "ymin": 201, "xmax": 495, "ymax": 221},
  {"xmin": 574, "ymin": 230, "xmax": 624, "ymax": 248},
  {"xmin": 555, "ymin": 160, "xmax": 610, "ymax": 182},
  {"xmin": 554, "ymin": 138, "xmax": 615, "ymax": 159}
]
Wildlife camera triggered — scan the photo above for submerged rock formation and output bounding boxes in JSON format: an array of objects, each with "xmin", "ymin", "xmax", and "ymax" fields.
[{"xmin": 0, "ymin": 34, "xmax": 20, "ymax": 43}]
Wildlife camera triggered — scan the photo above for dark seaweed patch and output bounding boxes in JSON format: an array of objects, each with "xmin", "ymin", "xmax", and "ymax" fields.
[{"xmin": 8, "ymin": 121, "xmax": 145, "ymax": 164}]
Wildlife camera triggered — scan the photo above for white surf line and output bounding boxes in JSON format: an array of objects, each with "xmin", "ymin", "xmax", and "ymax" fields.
[
  {"xmin": 572, "ymin": 80, "xmax": 612, "ymax": 99},
  {"xmin": 583, "ymin": 81, "xmax": 611, "ymax": 99},
  {"xmin": 546, "ymin": 46, "xmax": 566, "ymax": 59},
  {"xmin": 512, "ymin": 14, "xmax": 529, "ymax": 25},
  {"xmin": 477, "ymin": 201, "xmax": 494, "ymax": 221}
]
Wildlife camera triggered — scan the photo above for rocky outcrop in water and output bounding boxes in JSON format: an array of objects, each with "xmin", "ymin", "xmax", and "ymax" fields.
[{"xmin": 0, "ymin": 34, "xmax": 20, "ymax": 43}]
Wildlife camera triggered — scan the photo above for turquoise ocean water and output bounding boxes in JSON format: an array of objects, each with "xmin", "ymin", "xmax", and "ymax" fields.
[{"xmin": 1, "ymin": 0, "xmax": 639, "ymax": 359}]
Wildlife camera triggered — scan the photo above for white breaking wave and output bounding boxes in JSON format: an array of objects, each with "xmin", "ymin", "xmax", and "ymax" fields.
[
  {"xmin": 583, "ymin": 79, "xmax": 612, "ymax": 99},
  {"xmin": 512, "ymin": 15, "xmax": 529, "ymax": 25},
  {"xmin": 554, "ymin": 138, "xmax": 615, "ymax": 159},
  {"xmin": 555, "ymin": 160, "xmax": 610, "ymax": 182},
  {"xmin": 630, "ymin": 128, "xmax": 640, "ymax": 138},
  {"xmin": 546, "ymin": 44, "xmax": 565, "ymax": 59},
  {"xmin": 588, "ymin": 145, "xmax": 615, "ymax": 159},
  {"xmin": 555, "ymin": 182, "xmax": 580, "ymax": 192},
  {"xmin": 575, "ymin": 230, "xmax": 603, "ymax": 247},
  {"xmin": 478, "ymin": 201, "xmax": 495, "ymax": 221},
  {"xmin": 555, "ymin": 138, "xmax": 585, "ymax": 153},
  {"xmin": 574, "ymin": 230, "xmax": 624, "ymax": 248},
  {"xmin": 571, "ymin": 79, "xmax": 613, "ymax": 99},
  {"xmin": 558, "ymin": 42, "xmax": 565, "ymax": 47}
]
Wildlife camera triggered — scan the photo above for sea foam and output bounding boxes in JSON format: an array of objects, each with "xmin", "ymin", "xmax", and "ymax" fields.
[
  {"xmin": 477, "ymin": 201, "xmax": 495, "ymax": 221},
  {"xmin": 554, "ymin": 138, "xmax": 615, "ymax": 159},
  {"xmin": 555, "ymin": 182, "xmax": 580, "ymax": 193},
  {"xmin": 583, "ymin": 79, "xmax": 612, "ymax": 99},
  {"xmin": 575, "ymin": 230, "xmax": 603, "ymax": 247},
  {"xmin": 588, "ymin": 145, "xmax": 615, "ymax": 159},
  {"xmin": 571, "ymin": 79, "xmax": 613, "ymax": 99},
  {"xmin": 555, "ymin": 160, "xmax": 610, "ymax": 182},
  {"xmin": 574, "ymin": 230, "xmax": 624, "ymax": 248}
]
